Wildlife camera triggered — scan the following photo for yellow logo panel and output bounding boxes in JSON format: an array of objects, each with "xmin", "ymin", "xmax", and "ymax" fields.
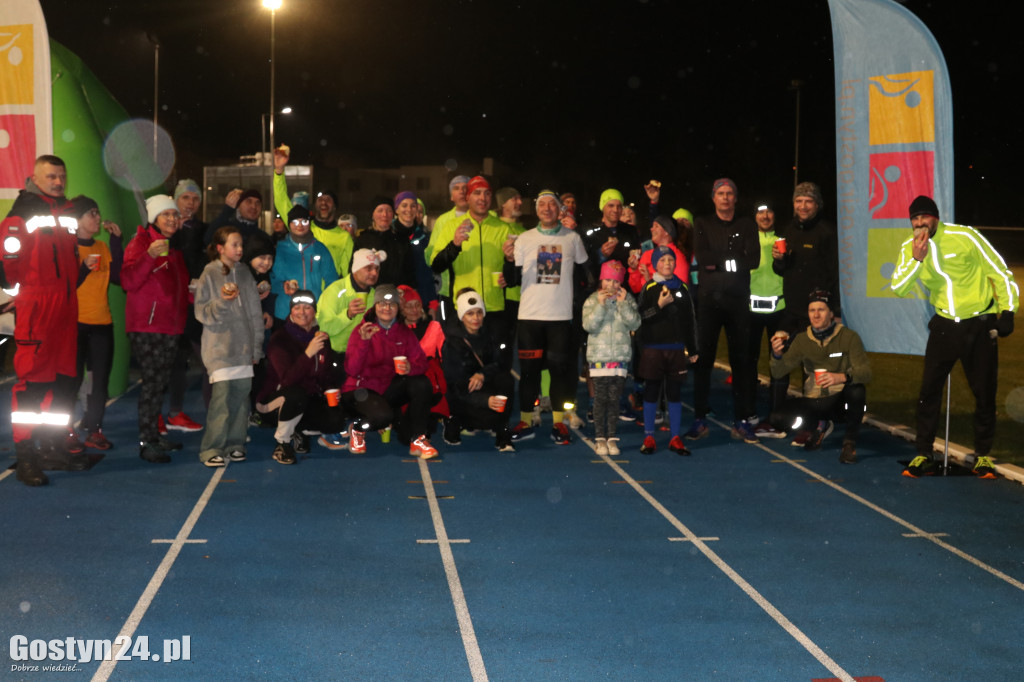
[
  {"xmin": 867, "ymin": 228, "xmax": 928, "ymax": 300},
  {"xmin": 868, "ymin": 70, "xmax": 934, "ymax": 146},
  {"xmin": 0, "ymin": 24, "xmax": 34, "ymax": 106}
]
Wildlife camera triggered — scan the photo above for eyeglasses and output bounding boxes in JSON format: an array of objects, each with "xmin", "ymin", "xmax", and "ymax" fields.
[{"xmin": 377, "ymin": 300, "xmax": 397, "ymax": 308}]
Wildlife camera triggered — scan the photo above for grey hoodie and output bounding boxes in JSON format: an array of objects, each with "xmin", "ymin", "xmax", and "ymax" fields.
[{"xmin": 194, "ymin": 259, "xmax": 264, "ymax": 374}]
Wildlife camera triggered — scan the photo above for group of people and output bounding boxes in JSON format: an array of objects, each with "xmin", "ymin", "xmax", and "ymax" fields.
[{"xmin": 2, "ymin": 153, "xmax": 1016, "ymax": 487}]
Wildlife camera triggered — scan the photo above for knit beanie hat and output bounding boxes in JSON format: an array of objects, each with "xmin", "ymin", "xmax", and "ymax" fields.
[
  {"xmin": 712, "ymin": 178, "xmax": 737, "ymax": 197},
  {"xmin": 652, "ymin": 214, "xmax": 677, "ymax": 241},
  {"xmin": 352, "ymin": 248, "xmax": 386, "ymax": 274},
  {"xmin": 496, "ymin": 187, "xmax": 520, "ymax": 209},
  {"xmin": 374, "ymin": 284, "xmax": 400, "ymax": 306},
  {"xmin": 173, "ymin": 179, "xmax": 201, "ymax": 201},
  {"xmin": 287, "ymin": 205, "xmax": 310, "ymax": 224},
  {"xmin": 808, "ymin": 288, "xmax": 834, "ymax": 312},
  {"xmin": 466, "ymin": 176, "xmax": 491, "ymax": 195},
  {"xmin": 68, "ymin": 195, "xmax": 99, "ymax": 219},
  {"xmin": 145, "ymin": 194, "xmax": 178, "ymax": 224},
  {"xmin": 449, "ymin": 175, "xmax": 470, "ymax": 191},
  {"xmin": 793, "ymin": 182, "xmax": 824, "ymax": 208},
  {"xmin": 456, "ymin": 289, "xmax": 486, "ymax": 319},
  {"xmin": 599, "ymin": 188, "xmax": 624, "ymax": 210},
  {"xmin": 672, "ymin": 208, "xmax": 694, "ymax": 224},
  {"xmin": 600, "ymin": 260, "xmax": 626, "ymax": 284},
  {"xmin": 652, "ymin": 245, "xmax": 676, "ymax": 267},
  {"xmin": 394, "ymin": 190, "xmax": 417, "ymax": 209},
  {"xmin": 238, "ymin": 188, "xmax": 263, "ymax": 205},
  {"xmin": 397, "ymin": 284, "xmax": 421, "ymax": 304},
  {"xmin": 290, "ymin": 289, "xmax": 317, "ymax": 311},
  {"xmin": 908, "ymin": 195, "xmax": 939, "ymax": 220}
]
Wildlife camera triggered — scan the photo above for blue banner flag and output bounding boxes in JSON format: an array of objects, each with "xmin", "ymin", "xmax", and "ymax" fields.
[{"xmin": 828, "ymin": 0, "xmax": 954, "ymax": 355}]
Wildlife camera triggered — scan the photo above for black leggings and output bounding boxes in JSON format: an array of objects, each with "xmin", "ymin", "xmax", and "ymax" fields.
[
  {"xmin": 517, "ymin": 319, "xmax": 574, "ymax": 413},
  {"xmin": 343, "ymin": 374, "xmax": 435, "ymax": 440},
  {"xmin": 75, "ymin": 323, "xmax": 113, "ymax": 433}
]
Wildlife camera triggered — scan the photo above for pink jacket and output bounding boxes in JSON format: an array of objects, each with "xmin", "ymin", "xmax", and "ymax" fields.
[
  {"xmin": 343, "ymin": 319, "xmax": 428, "ymax": 395},
  {"xmin": 121, "ymin": 225, "xmax": 190, "ymax": 334}
]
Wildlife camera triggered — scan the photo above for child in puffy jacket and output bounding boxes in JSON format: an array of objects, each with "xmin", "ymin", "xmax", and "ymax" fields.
[{"xmin": 581, "ymin": 261, "xmax": 640, "ymax": 456}]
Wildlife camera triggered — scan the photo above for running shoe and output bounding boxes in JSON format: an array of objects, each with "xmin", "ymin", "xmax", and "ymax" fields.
[
  {"xmin": 684, "ymin": 418, "xmax": 709, "ymax": 441},
  {"xmin": 166, "ymin": 412, "xmax": 203, "ymax": 432},
  {"xmin": 804, "ymin": 420, "xmax": 834, "ymax": 451},
  {"xmin": 839, "ymin": 441, "xmax": 857, "ymax": 464},
  {"xmin": 156, "ymin": 435, "xmax": 183, "ymax": 451},
  {"xmin": 973, "ymin": 455, "xmax": 997, "ymax": 479},
  {"xmin": 754, "ymin": 420, "xmax": 786, "ymax": 439},
  {"xmin": 606, "ymin": 438, "xmax": 621, "ymax": 456},
  {"xmin": 668, "ymin": 435, "xmax": 691, "ymax": 456},
  {"xmin": 790, "ymin": 429, "xmax": 811, "ymax": 447},
  {"xmin": 511, "ymin": 421, "xmax": 535, "ymax": 442},
  {"xmin": 902, "ymin": 454, "xmax": 936, "ymax": 478},
  {"xmin": 349, "ymin": 428, "xmax": 367, "ymax": 454},
  {"xmin": 640, "ymin": 435, "xmax": 657, "ymax": 455},
  {"xmin": 64, "ymin": 432, "xmax": 85, "ymax": 454},
  {"xmin": 443, "ymin": 418, "xmax": 462, "ymax": 445},
  {"xmin": 139, "ymin": 442, "xmax": 171, "ymax": 464},
  {"xmin": 292, "ymin": 432, "xmax": 310, "ymax": 454},
  {"xmin": 272, "ymin": 441, "xmax": 296, "ymax": 465},
  {"xmin": 550, "ymin": 423, "xmax": 572, "ymax": 445},
  {"xmin": 228, "ymin": 450, "xmax": 246, "ymax": 462},
  {"xmin": 495, "ymin": 428, "xmax": 516, "ymax": 452},
  {"xmin": 318, "ymin": 434, "xmax": 348, "ymax": 451},
  {"xmin": 203, "ymin": 455, "xmax": 225, "ymax": 468},
  {"xmin": 157, "ymin": 414, "xmax": 168, "ymax": 435},
  {"xmin": 594, "ymin": 438, "xmax": 609, "ymax": 455},
  {"xmin": 410, "ymin": 435, "xmax": 439, "ymax": 459},
  {"xmin": 731, "ymin": 420, "xmax": 759, "ymax": 444},
  {"xmin": 84, "ymin": 430, "xmax": 113, "ymax": 451}
]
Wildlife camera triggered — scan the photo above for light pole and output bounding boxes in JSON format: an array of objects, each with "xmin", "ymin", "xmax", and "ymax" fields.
[
  {"xmin": 262, "ymin": 0, "xmax": 282, "ymax": 155},
  {"xmin": 789, "ymin": 79, "xmax": 804, "ymax": 189},
  {"xmin": 147, "ymin": 32, "xmax": 160, "ymax": 163}
]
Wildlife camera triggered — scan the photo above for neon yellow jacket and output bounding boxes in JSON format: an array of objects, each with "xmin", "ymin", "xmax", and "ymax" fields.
[
  {"xmin": 425, "ymin": 212, "xmax": 510, "ymax": 312},
  {"xmin": 273, "ymin": 171, "xmax": 353, "ymax": 278},
  {"xmin": 891, "ymin": 221, "xmax": 1018, "ymax": 320},
  {"xmin": 749, "ymin": 229, "xmax": 785, "ymax": 313},
  {"xmin": 316, "ymin": 274, "xmax": 373, "ymax": 353}
]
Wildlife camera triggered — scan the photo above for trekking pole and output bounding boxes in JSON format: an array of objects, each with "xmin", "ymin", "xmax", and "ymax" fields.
[{"xmin": 942, "ymin": 374, "xmax": 951, "ymax": 476}]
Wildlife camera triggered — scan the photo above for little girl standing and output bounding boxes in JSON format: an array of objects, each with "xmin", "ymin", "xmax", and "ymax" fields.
[
  {"xmin": 581, "ymin": 261, "xmax": 640, "ymax": 455},
  {"xmin": 194, "ymin": 226, "xmax": 265, "ymax": 467}
]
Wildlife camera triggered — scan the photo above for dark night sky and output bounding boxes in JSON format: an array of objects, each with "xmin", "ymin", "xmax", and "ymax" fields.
[{"xmin": 35, "ymin": 0, "xmax": 1021, "ymax": 223}]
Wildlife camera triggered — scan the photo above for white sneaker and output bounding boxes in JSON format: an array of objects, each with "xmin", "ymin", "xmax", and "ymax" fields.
[
  {"xmin": 567, "ymin": 410, "xmax": 584, "ymax": 429},
  {"xmin": 594, "ymin": 438, "xmax": 609, "ymax": 455},
  {"xmin": 607, "ymin": 438, "xmax": 621, "ymax": 456}
]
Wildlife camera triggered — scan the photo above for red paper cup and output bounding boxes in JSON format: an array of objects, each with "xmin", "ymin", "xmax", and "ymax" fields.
[
  {"xmin": 325, "ymin": 389, "xmax": 340, "ymax": 407},
  {"xmin": 814, "ymin": 369, "xmax": 828, "ymax": 385},
  {"xmin": 393, "ymin": 356, "xmax": 408, "ymax": 374},
  {"xmin": 493, "ymin": 395, "xmax": 508, "ymax": 411},
  {"xmin": 775, "ymin": 238, "xmax": 787, "ymax": 254}
]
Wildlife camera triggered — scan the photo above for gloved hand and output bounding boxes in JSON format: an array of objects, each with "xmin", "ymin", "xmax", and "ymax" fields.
[{"xmin": 997, "ymin": 310, "xmax": 1015, "ymax": 337}]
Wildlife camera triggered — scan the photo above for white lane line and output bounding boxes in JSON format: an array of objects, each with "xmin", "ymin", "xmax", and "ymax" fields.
[
  {"xmin": 92, "ymin": 466, "xmax": 226, "ymax": 682},
  {"xmin": 415, "ymin": 456, "xmax": 488, "ymax": 682},
  {"xmin": 573, "ymin": 428, "xmax": 856, "ymax": 682},
  {"xmin": 696, "ymin": 407, "xmax": 1024, "ymax": 593}
]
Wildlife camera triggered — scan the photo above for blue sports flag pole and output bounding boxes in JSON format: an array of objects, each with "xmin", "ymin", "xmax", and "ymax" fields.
[{"xmin": 828, "ymin": 0, "xmax": 953, "ymax": 356}]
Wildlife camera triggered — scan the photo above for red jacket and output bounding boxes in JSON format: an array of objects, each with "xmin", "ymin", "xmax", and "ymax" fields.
[
  {"xmin": 343, "ymin": 319, "xmax": 428, "ymax": 395},
  {"xmin": 121, "ymin": 225, "xmax": 190, "ymax": 334}
]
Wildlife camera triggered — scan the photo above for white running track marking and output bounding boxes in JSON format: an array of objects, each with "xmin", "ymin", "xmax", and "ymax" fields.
[
  {"xmin": 414, "ymin": 455, "xmax": 488, "ymax": 682},
  {"xmin": 92, "ymin": 466, "xmax": 226, "ymax": 682},
  {"xmin": 574, "ymin": 431, "xmax": 857, "ymax": 682}
]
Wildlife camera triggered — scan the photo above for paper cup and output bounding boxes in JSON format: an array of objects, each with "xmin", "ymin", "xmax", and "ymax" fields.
[
  {"xmin": 393, "ymin": 356, "xmax": 408, "ymax": 374},
  {"xmin": 85, "ymin": 254, "xmax": 100, "ymax": 269},
  {"xmin": 380, "ymin": 426, "xmax": 391, "ymax": 443},
  {"xmin": 775, "ymin": 238, "xmax": 787, "ymax": 254},
  {"xmin": 493, "ymin": 395, "xmax": 508, "ymax": 411},
  {"xmin": 325, "ymin": 389, "xmax": 340, "ymax": 407},
  {"xmin": 814, "ymin": 369, "xmax": 828, "ymax": 385}
]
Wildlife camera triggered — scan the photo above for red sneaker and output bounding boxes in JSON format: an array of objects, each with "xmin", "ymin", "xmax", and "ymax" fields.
[
  {"xmin": 349, "ymin": 428, "xmax": 366, "ymax": 454},
  {"xmin": 668, "ymin": 435, "xmax": 691, "ymax": 456},
  {"xmin": 640, "ymin": 435, "xmax": 657, "ymax": 454},
  {"xmin": 410, "ymin": 435, "xmax": 438, "ymax": 459},
  {"xmin": 84, "ymin": 430, "xmax": 113, "ymax": 451},
  {"xmin": 166, "ymin": 412, "xmax": 203, "ymax": 432},
  {"xmin": 157, "ymin": 414, "xmax": 168, "ymax": 435}
]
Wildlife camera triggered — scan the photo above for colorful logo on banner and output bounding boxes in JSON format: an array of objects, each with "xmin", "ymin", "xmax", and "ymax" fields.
[
  {"xmin": 865, "ymin": 69, "xmax": 937, "ymax": 299},
  {"xmin": 1, "ymin": 24, "xmax": 36, "ymax": 191}
]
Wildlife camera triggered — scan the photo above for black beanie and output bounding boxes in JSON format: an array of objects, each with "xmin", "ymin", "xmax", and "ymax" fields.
[{"xmin": 908, "ymin": 195, "xmax": 939, "ymax": 220}]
